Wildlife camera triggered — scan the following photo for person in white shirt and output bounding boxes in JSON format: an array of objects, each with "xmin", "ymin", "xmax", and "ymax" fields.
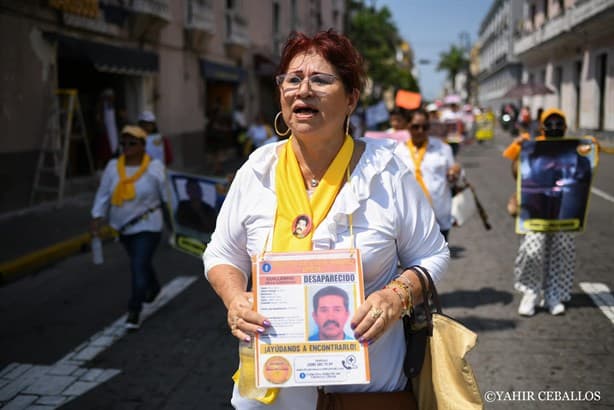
[
  {"xmin": 204, "ymin": 30, "xmax": 448, "ymax": 409},
  {"xmin": 138, "ymin": 111, "xmax": 172, "ymax": 166},
  {"xmin": 246, "ymin": 113, "xmax": 276, "ymax": 150},
  {"xmin": 90, "ymin": 125, "xmax": 168, "ymax": 330},
  {"xmin": 395, "ymin": 108, "xmax": 462, "ymax": 241}
]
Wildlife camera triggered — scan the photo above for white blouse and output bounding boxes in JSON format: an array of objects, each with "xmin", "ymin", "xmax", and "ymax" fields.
[
  {"xmin": 203, "ymin": 138, "xmax": 449, "ymax": 410},
  {"xmin": 91, "ymin": 158, "xmax": 167, "ymax": 235},
  {"xmin": 393, "ymin": 137, "xmax": 457, "ymax": 231}
]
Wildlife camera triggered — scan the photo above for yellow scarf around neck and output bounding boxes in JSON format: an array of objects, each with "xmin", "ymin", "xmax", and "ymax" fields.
[
  {"xmin": 111, "ymin": 154, "xmax": 151, "ymax": 206},
  {"xmin": 406, "ymin": 138, "xmax": 431, "ymax": 203},
  {"xmin": 234, "ymin": 135, "xmax": 353, "ymax": 404},
  {"xmin": 273, "ymin": 134, "xmax": 354, "ymax": 251}
]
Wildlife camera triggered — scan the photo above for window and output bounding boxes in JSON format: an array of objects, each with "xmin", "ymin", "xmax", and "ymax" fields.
[
  {"xmin": 558, "ymin": 0, "xmax": 565, "ymax": 15},
  {"xmin": 597, "ymin": 53, "xmax": 607, "ymax": 130},
  {"xmin": 226, "ymin": 0, "xmax": 235, "ymax": 10},
  {"xmin": 273, "ymin": 2, "xmax": 280, "ymax": 35},
  {"xmin": 554, "ymin": 66, "xmax": 563, "ymax": 107},
  {"xmin": 530, "ymin": 3, "xmax": 537, "ymax": 29},
  {"xmin": 543, "ymin": 0, "xmax": 549, "ymax": 20},
  {"xmin": 574, "ymin": 60, "xmax": 582, "ymax": 129}
]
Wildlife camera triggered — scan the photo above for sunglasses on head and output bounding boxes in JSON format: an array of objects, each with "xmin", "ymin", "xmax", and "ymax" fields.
[{"xmin": 410, "ymin": 123, "xmax": 429, "ymax": 131}]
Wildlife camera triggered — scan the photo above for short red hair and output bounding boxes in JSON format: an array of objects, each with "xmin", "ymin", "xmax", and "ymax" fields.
[{"xmin": 276, "ymin": 29, "xmax": 366, "ymax": 94}]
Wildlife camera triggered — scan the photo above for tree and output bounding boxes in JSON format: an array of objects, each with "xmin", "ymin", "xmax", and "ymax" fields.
[
  {"xmin": 346, "ymin": 0, "xmax": 419, "ymax": 101},
  {"xmin": 437, "ymin": 44, "xmax": 469, "ymax": 91}
]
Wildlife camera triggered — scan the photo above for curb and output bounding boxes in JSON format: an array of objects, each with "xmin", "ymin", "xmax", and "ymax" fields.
[{"xmin": 0, "ymin": 226, "xmax": 116, "ymax": 285}]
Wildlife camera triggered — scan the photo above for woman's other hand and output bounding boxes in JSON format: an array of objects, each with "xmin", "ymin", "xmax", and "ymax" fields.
[
  {"xmin": 227, "ymin": 291, "xmax": 270, "ymax": 342},
  {"xmin": 350, "ymin": 288, "xmax": 402, "ymax": 344}
]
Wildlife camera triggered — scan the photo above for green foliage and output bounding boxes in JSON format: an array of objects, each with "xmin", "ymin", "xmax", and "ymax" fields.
[
  {"xmin": 346, "ymin": 0, "xmax": 419, "ymax": 98},
  {"xmin": 436, "ymin": 44, "xmax": 469, "ymax": 90}
]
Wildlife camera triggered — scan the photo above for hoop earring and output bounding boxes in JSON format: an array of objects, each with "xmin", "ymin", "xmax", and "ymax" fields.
[
  {"xmin": 274, "ymin": 112, "xmax": 291, "ymax": 137},
  {"xmin": 345, "ymin": 115, "xmax": 351, "ymax": 137}
]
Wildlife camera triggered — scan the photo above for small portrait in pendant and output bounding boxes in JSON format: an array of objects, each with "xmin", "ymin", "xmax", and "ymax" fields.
[{"xmin": 292, "ymin": 214, "xmax": 312, "ymax": 239}]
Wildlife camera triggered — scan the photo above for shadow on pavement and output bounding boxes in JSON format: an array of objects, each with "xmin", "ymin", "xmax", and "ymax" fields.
[
  {"xmin": 449, "ymin": 245, "xmax": 466, "ymax": 259},
  {"xmin": 440, "ymin": 287, "xmax": 515, "ymax": 308},
  {"xmin": 453, "ymin": 315, "xmax": 517, "ymax": 332}
]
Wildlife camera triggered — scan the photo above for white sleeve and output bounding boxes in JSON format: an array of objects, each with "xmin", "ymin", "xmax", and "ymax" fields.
[
  {"xmin": 394, "ymin": 169, "xmax": 450, "ymax": 283},
  {"xmin": 91, "ymin": 161, "xmax": 115, "ymax": 218},
  {"xmin": 203, "ymin": 166, "xmax": 252, "ymax": 281}
]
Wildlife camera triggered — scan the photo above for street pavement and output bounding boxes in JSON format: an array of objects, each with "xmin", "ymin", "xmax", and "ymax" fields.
[{"xmin": 0, "ymin": 130, "xmax": 613, "ymax": 409}]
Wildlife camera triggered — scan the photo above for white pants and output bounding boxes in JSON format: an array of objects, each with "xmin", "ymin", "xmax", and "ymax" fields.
[{"xmin": 513, "ymin": 232, "xmax": 575, "ymax": 305}]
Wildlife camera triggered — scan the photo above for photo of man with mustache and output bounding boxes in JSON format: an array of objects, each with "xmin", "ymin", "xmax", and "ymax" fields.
[{"xmin": 308, "ymin": 286, "xmax": 353, "ymax": 341}]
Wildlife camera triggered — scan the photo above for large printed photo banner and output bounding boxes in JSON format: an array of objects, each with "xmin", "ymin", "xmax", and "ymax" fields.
[
  {"xmin": 253, "ymin": 249, "xmax": 370, "ymax": 388},
  {"xmin": 516, "ymin": 138, "xmax": 598, "ymax": 234},
  {"xmin": 167, "ymin": 170, "xmax": 228, "ymax": 257}
]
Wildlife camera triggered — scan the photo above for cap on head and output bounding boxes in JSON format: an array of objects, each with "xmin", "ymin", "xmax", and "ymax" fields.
[
  {"xmin": 540, "ymin": 108, "xmax": 566, "ymax": 125},
  {"xmin": 426, "ymin": 103, "xmax": 438, "ymax": 112},
  {"xmin": 121, "ymin": 125, "xmax": 147, "ymax": 140},
  {"xmin": 138, "ymin": 110, "xmax": 156, "ymax": 123}
]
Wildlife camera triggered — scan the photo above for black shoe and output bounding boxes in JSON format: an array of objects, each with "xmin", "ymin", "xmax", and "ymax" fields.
[
  {"xmin": 145, "ymin": 287, "xmax": 161, "ymax": 303},
  {"xmin": 125, "ymin": 311, "xmax": 140, "ymax": 330}
]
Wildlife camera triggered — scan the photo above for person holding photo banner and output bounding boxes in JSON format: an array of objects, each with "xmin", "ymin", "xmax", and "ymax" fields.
[
  {"xmin": 204, "ymin": 30, "xmax": 448, "ymax": 409},
  {"xmin": 503, "ymin": 108, "xmax": 579, "ymax": 317}
]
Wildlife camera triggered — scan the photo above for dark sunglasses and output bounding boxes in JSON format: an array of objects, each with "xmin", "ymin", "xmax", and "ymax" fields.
[
  {"xmin": 119, "ymin": 139, "xmax": 141, "ymax": 147},
  {"xmin": 544, "ymin": 120, "xmax": 565, "ymax": 129},
  {"xmin": 410, "ymin": 123, "xmax": 429, "ymax": 131}
]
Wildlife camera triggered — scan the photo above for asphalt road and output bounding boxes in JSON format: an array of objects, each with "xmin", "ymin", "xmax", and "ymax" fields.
[{"xmin": 1, "ymin": 131, "xmax": 613, "ymax": 409}]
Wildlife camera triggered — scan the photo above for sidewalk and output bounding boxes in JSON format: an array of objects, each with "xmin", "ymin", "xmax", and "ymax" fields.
[{"xmin": 0, "ymin": 192, "xmax": 99, "ymax": 285}]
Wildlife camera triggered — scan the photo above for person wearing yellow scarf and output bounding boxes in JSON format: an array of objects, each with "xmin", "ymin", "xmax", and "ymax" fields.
[
  {"xmin": 91, "ymin": 124, "xmax": 167, "ymax": 331},
  {"xmin": 204, "ymin": 31, "xmax": 448, "ymax": 410}
]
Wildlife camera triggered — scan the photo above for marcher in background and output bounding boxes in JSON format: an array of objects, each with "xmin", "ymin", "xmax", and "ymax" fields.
[
  {"xmin": 440, "ymin": 101, "xmax": 464, "ymax": 157},
  {"xmin": 503, "ymin": 108, "xmax": 576, "ymax": 317},
  {"xmin": 425, "ymin": 103, "xmax": 446, "ymax": 141},
  {"xmin": 244, "ymin": 113, "xmax": 276, "ymax": 155},
  {"xmin": 90, "ymin": 125, "xmax": 168, "ymax": 329},
  {"xmin": 138, "ymin": 111, "xmax": 173, "ymax": 166},
  {"xmin": 518, "ymin": 106, "xmax": 532, "ymax": 134},
  {"xmin": 395, "ymin": 108, "xmax": 462, "ymax": 241},
  {"xmin": 386, "ymin": 107, "xmax": 409, "ymax": 132},
  {"xmin": 204, "ymin": 29, "xmax": 448, "ymax": 409},
  {"xmin": 94, "ymin": 89, "xmax": 121, "ymax": 169}
]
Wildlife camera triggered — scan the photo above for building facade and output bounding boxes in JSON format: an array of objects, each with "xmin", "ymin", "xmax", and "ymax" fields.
[
  {"xmin": 476, "ymin": 0, "xmax": 524, "ymax": 112},
  {"xmin": 514, "ymin": 0, "xmax": 614, "ymax": 134},
  {"xmin": 0, "ymin": 0, "xmax": 345, "ymax": 213}
]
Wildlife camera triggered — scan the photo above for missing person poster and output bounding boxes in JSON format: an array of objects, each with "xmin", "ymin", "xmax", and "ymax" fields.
[
  {"xmin": 516, "ymin": 138, "xmax": 597, "ymax": 234},
  {"xmin": 253, "ymin": 249, "xmax": 370, "ymax": 388},
  {"xmin": 167, "ymin": 171, "xmax": 228, "ymax": 257}
]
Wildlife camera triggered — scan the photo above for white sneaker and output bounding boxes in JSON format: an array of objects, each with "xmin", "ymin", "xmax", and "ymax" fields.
[
  {"xmin": 548, "ymin": 302, "xmax": 565, "ymax": 316},
  {"xmin": 518, "ymin": 292, "xmax": 538, "ymax": 316}
]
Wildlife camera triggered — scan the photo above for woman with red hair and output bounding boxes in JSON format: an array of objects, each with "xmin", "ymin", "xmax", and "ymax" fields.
[{"xmin": 204, "ymin": 30, "xmax": 448, "ymax": 409}]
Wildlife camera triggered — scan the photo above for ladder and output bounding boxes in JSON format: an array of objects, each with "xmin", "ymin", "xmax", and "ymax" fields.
[{"xmin": 30, "ymin": 89, "xmax": 95, "ymax": 207}]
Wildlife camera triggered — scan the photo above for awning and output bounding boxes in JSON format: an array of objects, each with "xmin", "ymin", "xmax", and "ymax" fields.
[
  {"xmin": 200, "ymin": 59, "xmax": 245, "ymax": 83},
  {"xmin": 52, "ymin": 34, "xmax": 158, "ymax": 76}
]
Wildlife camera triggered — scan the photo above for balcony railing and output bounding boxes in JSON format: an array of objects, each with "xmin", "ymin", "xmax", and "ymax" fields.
[
  {"xmin": 185, "ymin": 0, "xmax": 215, "ymax": 33},
  {"xmin": 126, "ymin": 0, "xmax": 170, "ymax": 21},
  {"xmin": 514, "ymin": 0, "xmax": 614, "ymax": 56},
  {"xmin": 225, "ymin": 12, "xmax": 249, "ymax": 53}
]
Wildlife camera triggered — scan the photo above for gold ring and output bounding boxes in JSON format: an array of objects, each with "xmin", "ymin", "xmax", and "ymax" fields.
[{"xmin": 370, "ymin": 307, "xmax": 383, "ymax": 320}]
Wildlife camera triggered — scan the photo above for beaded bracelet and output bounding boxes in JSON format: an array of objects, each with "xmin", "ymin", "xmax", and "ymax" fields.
[
  {"xmin": 394, "ymin": 273, "xmax": 414, "ymax": 310},
  {"xmin": 384, "ymin": 278, "xmax": 411, "ymax": 318}
]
